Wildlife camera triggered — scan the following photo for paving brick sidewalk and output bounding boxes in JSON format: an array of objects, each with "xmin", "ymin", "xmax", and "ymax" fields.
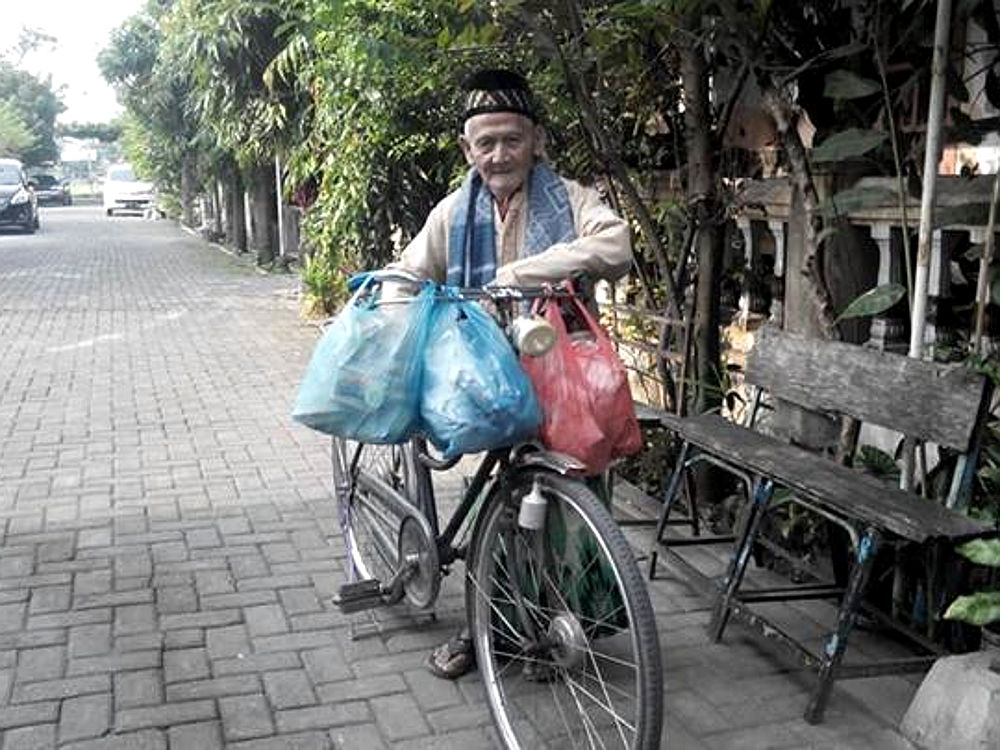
[{"xmin": 0, "ymin": 210, "xmax": 920, "ymax": 748}]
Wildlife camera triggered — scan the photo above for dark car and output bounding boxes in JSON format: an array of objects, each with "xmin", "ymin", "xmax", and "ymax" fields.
[
  {"xmin": 31, "ymin": 174, "xmax": 72, "ymax": 206},
  {"xmin": 0, "ymin": 158, "xmax": 39, "ymax": 234}
]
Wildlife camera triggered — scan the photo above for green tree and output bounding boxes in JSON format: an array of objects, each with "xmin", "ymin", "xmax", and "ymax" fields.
[
  {"xmin": 162, "ymin": 0, "xmax": 304, "ymax": 261},
  {"xmin": 57, "ymin": 121, "xmax": 123, "ymax": 143},
  {"xmin": 0, "ymin": 62, "xmax": 64, "ymax": 165},
  {"xmin": 0, "ymin": 99, "xmax": 35, "ymax": 156},
  {"xmin": 100, "ymin": 1, "xmax": 204, "ymax": 226},
  {"xmin": 268, "ymin": 0, "xmax": 486, "ymax": 277},
  {"xmin": 1, "ymin": 27, "xmax": 57, "ymax": 66}
]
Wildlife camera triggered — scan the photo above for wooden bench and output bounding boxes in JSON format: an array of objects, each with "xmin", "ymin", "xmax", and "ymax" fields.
[{"xmin": 643, "ymin": 326, "xmax": 994, "ymax": 723}]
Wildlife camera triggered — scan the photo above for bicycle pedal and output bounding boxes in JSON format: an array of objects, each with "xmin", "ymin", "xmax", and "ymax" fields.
[{"xmin": 333, "ymin": 579, "xmax": 385, "ymax": 614}]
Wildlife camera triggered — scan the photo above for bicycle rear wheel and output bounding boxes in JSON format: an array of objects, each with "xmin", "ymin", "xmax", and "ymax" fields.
[
  {"xmin": 467, "ymin": 470, "xmax": 662, "ymax": 749},
  {"xmin": 331, "ymin": 437, "xmax": 431, "ymax": 605}
]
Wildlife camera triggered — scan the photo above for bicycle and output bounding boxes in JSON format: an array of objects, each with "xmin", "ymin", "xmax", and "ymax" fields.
[{"xmin": 328, "ymin": 278, "xmax": 663, "ymax": 749}]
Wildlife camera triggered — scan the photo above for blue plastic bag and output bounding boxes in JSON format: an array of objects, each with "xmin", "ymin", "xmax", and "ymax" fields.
[
  {"xmin": 421, "ymin": 290, "xmax": 540, "ymax": 458},
  {"xmin": 292, "ymin": 279, "xmax": 434, "ymax": 443}
]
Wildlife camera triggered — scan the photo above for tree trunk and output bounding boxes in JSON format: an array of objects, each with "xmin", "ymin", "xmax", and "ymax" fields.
[
  {"xmin": 226, "ymin": 167, "xmax": 247, "ymax": 254},
  {"xmin": 680, "ymin": 39, "xmax": 723, "ymax": 416},
  {"xmin": 680, "ymin": 27, "xmax": 728, "ymax": 510},
  {"xmin": 180, "ymin": 152, "xmax": 196, "ymax": 229},
  {"xmin": 247, "ymin": 162, "xmax": 277, "ymax": 265},
  {"xmin": 759, "ymin": 84, "xmax": 839, "ymax": 340}
]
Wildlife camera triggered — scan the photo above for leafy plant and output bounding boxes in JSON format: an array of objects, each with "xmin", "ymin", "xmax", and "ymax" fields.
[
  {"xmin": 299, "ymin": 250, "xmax": 345, "ymax": 318},
  {"xmin": 944, "ymin": 355, "xmax": 1000, "ymax": 630},
  {"xmin": 944, "ymin": 539, "xmax": 1000, "ymax": 627},
  {"xmin": 823, "ymin": 69, "xmax": 880, "ymax": 100},
  {"xmin": 753, "ymin": 488, "xmax": 827, "ymax": 582},
  {"xmin": 835, "ymin": 283, "xmax": 906, "ymax": 323},
  {"xmin": 856, "ymin": 444, "xmax": 900, "ymax": 481},
  {"xmin": 0, "ymin": 60, "xmax": 63, "ymax": 164},
  {"xmin": 0, "ymin": 100, "xmax": 35, "ymax": 155},
  {"xmin": 811, "ymin": 129, "xmax": 888, "ymax": 163}
]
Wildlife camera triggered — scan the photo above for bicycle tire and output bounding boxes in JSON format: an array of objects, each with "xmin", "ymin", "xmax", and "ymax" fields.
[
  {"xmin": 331, "ymin": 437, "xmax": 425, "ymax": 599},
  {"xmin": 466, "ymin": 470, "xmax": 663, "ymax": 749}
]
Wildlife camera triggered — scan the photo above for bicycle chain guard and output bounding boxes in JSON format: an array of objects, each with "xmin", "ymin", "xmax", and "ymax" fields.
[{"xmin": 397, "ymin": 514, "xmax": 440, "ymax": 610}]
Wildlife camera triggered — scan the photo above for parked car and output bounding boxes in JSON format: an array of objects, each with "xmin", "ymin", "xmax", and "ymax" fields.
[
  {"xmin": 0, "ymin": 158, "xmax": 39, "ymax": 233},
  {"xmin": 31, "ymin": 174, "xmax": 72, "ymax": 206},
  {"xmin": 103, "ymin": 163, "xmax": 155, "ymax": 216}
]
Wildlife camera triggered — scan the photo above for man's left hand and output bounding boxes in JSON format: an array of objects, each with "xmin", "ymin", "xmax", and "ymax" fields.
[{"xmin": 492, "ymin": 265, "xmax": 518, "ymax": 287}]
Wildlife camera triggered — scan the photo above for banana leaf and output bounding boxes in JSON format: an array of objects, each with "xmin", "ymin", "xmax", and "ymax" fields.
[{"xmin": 835, "ymin": 283, "xmax": 906, "ymax": 322}]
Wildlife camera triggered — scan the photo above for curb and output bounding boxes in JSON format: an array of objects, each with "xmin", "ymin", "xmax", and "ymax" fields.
[{"xmin": 179, "ymin": 222, "xmax": 273, "ymax": 277}]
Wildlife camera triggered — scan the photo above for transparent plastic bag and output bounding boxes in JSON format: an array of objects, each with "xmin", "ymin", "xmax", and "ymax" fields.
[
  {"xmin": 421, "ymin": 290, "xmax": 540, "ymax": 458},
  {"xmin": 291, "ymin": 279, "xmax": 434, "ymax": 443}
]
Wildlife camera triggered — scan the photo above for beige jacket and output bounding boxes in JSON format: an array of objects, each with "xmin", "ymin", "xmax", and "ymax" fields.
[{"xmin": 391, "ymin": 174, "xmax": 632, "ymax": 286}]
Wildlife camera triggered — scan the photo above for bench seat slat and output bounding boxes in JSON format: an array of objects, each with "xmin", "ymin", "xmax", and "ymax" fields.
[{"xmin": 666, "ymin": 414, "xmax": 990, "ymax": 543}]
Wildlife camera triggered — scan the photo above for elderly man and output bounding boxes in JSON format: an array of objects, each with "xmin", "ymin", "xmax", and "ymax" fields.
[
  {"xmin": 391, "ymin": 68, "xmax": 633, "ymax": 678},
  {"xmin": 392, "ymin": 68, "xmax": 631, "ymax": 289}
]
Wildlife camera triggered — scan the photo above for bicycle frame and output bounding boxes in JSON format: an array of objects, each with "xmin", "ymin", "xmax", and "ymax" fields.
[{"xmin": 416, "ymin": 442, "xmax": 587, "ymax": 570}]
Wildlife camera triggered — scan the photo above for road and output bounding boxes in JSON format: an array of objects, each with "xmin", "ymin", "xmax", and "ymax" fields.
[{"xmin": 0, "ymin": 206, "xmax": 919, "ymax": 748}]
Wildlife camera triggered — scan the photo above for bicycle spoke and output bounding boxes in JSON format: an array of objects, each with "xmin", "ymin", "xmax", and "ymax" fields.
[
  {"xmin": 495, "ymin": 539, "xmax": 550, "ymax": 635},
  {"xmin": 547, "ymin": 677, "xmax": 582, "ymax": 749},
  {"xmin": 486, "ymin": 638, "xmax": 639, "ymax": 749},
  {"xmin": 353, "ymin": 490, "xmax": 402, "ymax": 532},
  {"xmin": 563, "ymin": 669, "xmax": 636, "ymax": 739},
  {"xmin": 349, "ymin": 497, "xmax": 396, "ymax": 576},
  {"xmin": 467, "ymin": 567, "xmax": 529, "ymax": 648},
  {"xmin": 512, "ymin": 527, "xmax": 628, "ymax": 633},
  {"xmin": 563, "ymin": 671, "xmax": 613, "ymax": 750},
  {"xmin": 471, "ymin": 534, "xmax": 548, "ymax": 644},
  {"xmin": 565, "ymin": 676, "xmax": 635, "ymax": 748},
  {"xmin": 571, "ymin": 663, "xmax": 639, "ymax": 706}
]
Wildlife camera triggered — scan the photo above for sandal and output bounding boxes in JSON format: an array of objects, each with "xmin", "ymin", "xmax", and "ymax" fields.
[{"xmin": 426, "ymin": 634, "xmax": 476, "ymax": 679}]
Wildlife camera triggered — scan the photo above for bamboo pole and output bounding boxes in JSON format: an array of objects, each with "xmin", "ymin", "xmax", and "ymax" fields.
[
  {"xmin": 909, "ymin": 0, "xmax": 952, "ymax": 359},
  {"xmin": 902, "ymin": 0, "xmax": 953, "ymax": 492},
  {"xmin": 275, "ymin": 154, "xmax": 285, "ymax": 259},
  {"xmin": 973, "ymin": 173, "xmax": 1000, "ymax": 354}
]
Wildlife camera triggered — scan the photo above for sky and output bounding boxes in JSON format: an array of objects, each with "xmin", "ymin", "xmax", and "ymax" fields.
[{"xmin": 1, "ymin": 0, "xmax": 148, "ymax": 124}]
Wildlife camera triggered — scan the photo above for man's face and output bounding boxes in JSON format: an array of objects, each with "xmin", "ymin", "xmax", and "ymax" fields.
[{"xmin": 460, "ymin": 112, "xmax": 542, "ymax": 202}]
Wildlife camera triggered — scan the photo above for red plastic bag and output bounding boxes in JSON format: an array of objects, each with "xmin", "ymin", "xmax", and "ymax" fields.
[{"xmin": 520, "ymin": 285, "xmax": 642, "ymax": 474}]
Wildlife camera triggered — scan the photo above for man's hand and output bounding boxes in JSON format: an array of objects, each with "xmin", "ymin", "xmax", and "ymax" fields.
[
  {"xmin": 379, "ymin": 279, "xmax": 421, "ymax": 301},
  {"xmin": 492, "ymin": 265, "xmax": 518, "ymax": 287}
]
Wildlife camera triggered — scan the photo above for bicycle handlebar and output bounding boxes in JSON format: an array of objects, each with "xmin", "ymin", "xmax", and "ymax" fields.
[{"xmin": 348, "ymin": 269, "xmax": 585, "ymax": 302}]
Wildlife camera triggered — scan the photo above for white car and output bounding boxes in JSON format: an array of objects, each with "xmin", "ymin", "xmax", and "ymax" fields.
[{"xmin": 103, "ymin": 163, "xmax": 155, "ymax": 216}]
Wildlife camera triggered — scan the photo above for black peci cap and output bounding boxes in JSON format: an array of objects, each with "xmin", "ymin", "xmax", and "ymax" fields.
[{"xmin": 462, "ymin": 69, "xmax": 538, "ymax": 123}]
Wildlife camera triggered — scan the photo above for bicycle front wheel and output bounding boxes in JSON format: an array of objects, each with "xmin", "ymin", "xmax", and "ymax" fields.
[{"xmin": 467, "ymin": 470, "xmax": 663, "ymax": 749}]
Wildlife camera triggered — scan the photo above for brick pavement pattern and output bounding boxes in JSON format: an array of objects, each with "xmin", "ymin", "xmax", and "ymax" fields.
[{"xmin": 0, "ymin": 209, "xmax": 920, "ymax": 748}]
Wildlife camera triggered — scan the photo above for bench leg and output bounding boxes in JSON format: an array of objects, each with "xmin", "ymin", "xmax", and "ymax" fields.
[
  {"xmin": 648, "ymin": 440, "xmax": 691, "ymax": 580},
  {"xmin": 684, "ymin": 470, "xmax": 700, "ymax": 537},
  {"xmin": 925, "ymin": 540, "xmax": 944, "ymax": 642},
  {"xmin": 805, "ymin": 526, "xmax": 881, "ymax": 724},
  {"xmin": 709, "ymin": 477, "xmax": 773, "ymax": 642}
]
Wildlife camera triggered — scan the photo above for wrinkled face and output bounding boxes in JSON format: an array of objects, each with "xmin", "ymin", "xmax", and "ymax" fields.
[{"xmin": 460, "ymin": 112, "xmax": 543, "ymax": 202}]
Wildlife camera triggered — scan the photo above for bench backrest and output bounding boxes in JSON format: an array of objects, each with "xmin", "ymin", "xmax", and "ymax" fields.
[{"xmin": 746, "ymin": 327, "xmax": 990, "ymax": 453}]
